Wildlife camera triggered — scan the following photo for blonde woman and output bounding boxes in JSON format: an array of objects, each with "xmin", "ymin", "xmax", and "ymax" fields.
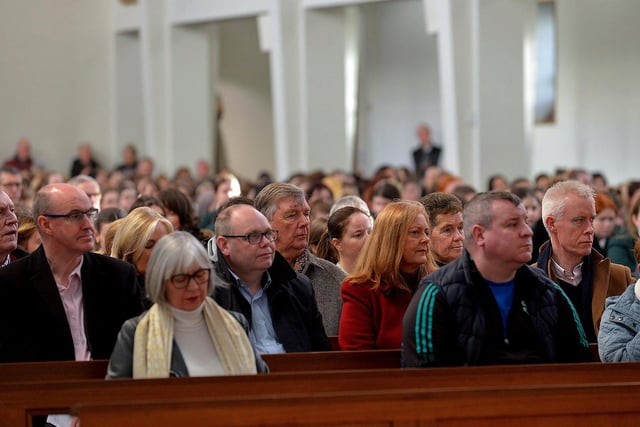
[
  {"xmin": 110, "ymin": 207, "xmax": 173, "ymax": 307},
  {"xmin": 107, "ymin": 231, "xmax": 266, "ymax": 378},
  {"xmin": 338, "ymin": 201, "xmax": 437, "ymax": 349}
]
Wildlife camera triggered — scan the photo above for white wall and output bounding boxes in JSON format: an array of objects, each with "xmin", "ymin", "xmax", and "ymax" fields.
[
  {"xmin": 0, "ymin": 1, "xmax": 113, "ymax": 174},
  {"xmin": 532, "ymin": 0, "xmax": 640, "ymax": 185},
  {"xmin": 476, "ymin": 0, "xmax": 534, "ymax": 187},
  {"xmin": 114, "ymin": 32, "xmax": 145, "ymax": 155},
  {"xmin": 217, "ymin": 17, "xmax": 275, "ymax": 182},
  {"xmin": 357, "ymin": 0, "xmax": 441, "ymax": 177},
  {"xmin": 3, "ymin": 0, "xmax": 639, "ymax": 188},
  {"xmin": 304, "ymin": 7, "xmax": 350, "ymax": 173},
  {"xmin": 170, "ymin": 24, "xmax": 214, "ymax": 172}
]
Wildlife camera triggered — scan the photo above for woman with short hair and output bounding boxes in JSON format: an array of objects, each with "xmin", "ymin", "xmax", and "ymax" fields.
[{"xmin": 107, "ymin": 231, "xmax": 266, "ymax": 378}]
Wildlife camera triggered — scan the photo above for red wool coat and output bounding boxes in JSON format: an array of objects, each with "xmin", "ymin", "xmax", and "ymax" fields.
[{"xmin": 338, "ymin": 279, "xmax": 413, "ymax": 350}]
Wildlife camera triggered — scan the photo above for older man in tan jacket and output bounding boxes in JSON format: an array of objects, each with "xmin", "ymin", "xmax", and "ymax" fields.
[{"xmin": 534, "ymin": 180, "xmax": 634, "ymax": 342}]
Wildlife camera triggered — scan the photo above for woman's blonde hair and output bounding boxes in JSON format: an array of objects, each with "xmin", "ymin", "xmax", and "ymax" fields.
[
  {"xmin": 110, "ymin": 207, "xmax": 173, "ymax": 269},
  {"xmin": 17, "ymin": 216, "xmax": 37, "ymax": 250},
  {"xmin": 348, "ymin": 200, "xmax": 436, "ymax": 292}
]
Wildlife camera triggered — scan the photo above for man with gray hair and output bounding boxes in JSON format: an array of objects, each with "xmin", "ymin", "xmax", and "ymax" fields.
[
  {"xmin": 533, "ymin": 180, "xmax": 633, "ymax": 342},
  {"xmin": 254, "ymin": 182, "xmax": 346, "ymax": 336},
  {"xmin": 68, "ymin": 174, "xmax": 102, "ymax": 211},
  {"xmin": 403, "ymin": 191, "xmax": 592, "ymax": 367},
  {"xmin": 0, "ymin": 190, "xmax": 19, "ymax": 267}
]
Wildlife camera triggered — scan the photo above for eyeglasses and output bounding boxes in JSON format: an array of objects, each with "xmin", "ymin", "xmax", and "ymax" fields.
[
  {"xmin": 42, "ymin": 208, "xmax": 99, "ymax": 222},
  {"xmin": 222, "ymin": 230, "xmax": 278, "ymax": 245},
  {"xmin": 170, "ymin": 268, "xmax": 211, "ymax": 289}
]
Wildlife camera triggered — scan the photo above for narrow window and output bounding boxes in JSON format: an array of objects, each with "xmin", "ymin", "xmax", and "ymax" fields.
[{"xmin": 535, "ymin": 0, "xmax": 557, "ymax": 124}]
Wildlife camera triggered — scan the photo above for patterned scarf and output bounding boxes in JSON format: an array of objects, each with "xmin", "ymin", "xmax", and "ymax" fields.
[
  {"xmin": 132, "ymin": 297, "xmax": 257, "ymax": 378},
  {"xmin": 292, "ymin": 249, "xmax": 309, "ymax": 274}
]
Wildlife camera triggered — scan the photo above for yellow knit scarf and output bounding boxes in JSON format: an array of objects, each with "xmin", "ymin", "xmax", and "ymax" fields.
[{"xmin": 132, "ymin": 298, "xmax": 257, "ymax": 378}]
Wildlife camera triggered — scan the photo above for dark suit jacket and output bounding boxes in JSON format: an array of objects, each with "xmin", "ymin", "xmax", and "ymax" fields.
[
  {"xmin": 0, "ymin": 246, "xmax": 144, "ymax": 362},
  {"xmin": 412, "ymin": 145, "xmax": 441, "ymax": 177}
]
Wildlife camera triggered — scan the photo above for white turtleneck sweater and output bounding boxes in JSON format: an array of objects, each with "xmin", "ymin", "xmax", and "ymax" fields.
[{"xmin": 169, "ymin": 303, "xmax": 224, "ymax": 376}]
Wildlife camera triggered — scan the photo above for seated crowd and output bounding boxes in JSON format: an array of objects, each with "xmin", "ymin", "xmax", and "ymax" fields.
[{"xmin": 2, "ymin": 138, "xmax": 640, "ymax": 386}]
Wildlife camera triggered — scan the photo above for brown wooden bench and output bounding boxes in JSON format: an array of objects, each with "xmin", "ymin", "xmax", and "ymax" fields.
[
  {"xmin": 2, "ymin": 361, "xmax": 640, "ymax": 426},
  {"xmin": 74, "ymin": 381, "xmax": 640, "ymax": 426},
  {"xmin": 262, "ymin": 348, "xmax": 400, "ymax": 371},
  {"xmin": 0, "ymin": 360, "xmax": 108, "ymax": 384},
  {"xmin": 0, "ymin": 344, "xmax": 597, "ymax": 384}
]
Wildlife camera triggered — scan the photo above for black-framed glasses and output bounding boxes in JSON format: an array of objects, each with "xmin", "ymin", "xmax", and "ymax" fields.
[
  {"xmin": 170, "ymin": 268, "xmax": 211, "ymax": 289},
  {"xmin": 222, "ymin": 230, "xmax": 278, "ymax": 245},
  {"xmin": 42, "ymin": 208, "xmax": 99, "ymax": 222}
]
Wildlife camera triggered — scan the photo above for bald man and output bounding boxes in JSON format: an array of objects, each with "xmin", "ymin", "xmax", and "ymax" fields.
[{"xmin": 0, "ymin": 183, "xmax": 143, "ymax": 364}]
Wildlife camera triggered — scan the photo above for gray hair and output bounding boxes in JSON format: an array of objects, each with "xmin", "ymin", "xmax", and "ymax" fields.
[
  {"xmin": 541, "ymin": 180, "xmax": 595, "ymax": 233},
  {"xmin": 254, "ymin": 182, "xmax": 305, "ymax": 220},
  {"xmin": 67, "ymin": 174, "xmax": 99, "ymax": 187},
  {"xmin": 463, "ymin": 191, "xmax": 522, "ymax": 240},
  {"xmin": 329, "ymin": 195, "xmax": 370, "ymax": 217},
  {"xmin": 145, "ymin": 231, "xmax": 223, "ymax": 305}
]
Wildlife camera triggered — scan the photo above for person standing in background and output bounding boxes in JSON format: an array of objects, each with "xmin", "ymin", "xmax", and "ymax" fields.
[{"xmin": 412, "ymin": 123, "xmax": 441, "ymax": 179}]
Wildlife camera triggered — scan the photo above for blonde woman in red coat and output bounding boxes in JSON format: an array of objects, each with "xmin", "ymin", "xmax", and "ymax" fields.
[{"xmin": 338, "ymin": 201, "xmax": 437, "ymax": 350}]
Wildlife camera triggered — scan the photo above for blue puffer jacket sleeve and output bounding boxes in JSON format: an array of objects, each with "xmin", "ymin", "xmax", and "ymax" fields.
[{"xmin": 598, "ymin": 280, "xmax": 640, "ymax": 362}]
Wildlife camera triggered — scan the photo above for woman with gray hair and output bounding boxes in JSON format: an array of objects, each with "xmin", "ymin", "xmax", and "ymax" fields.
[{"xmin": 107, "ymin": 231, "xmax": 266, "ymax": 378}]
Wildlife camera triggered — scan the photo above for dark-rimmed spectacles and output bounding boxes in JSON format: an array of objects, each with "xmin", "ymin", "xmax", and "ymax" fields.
[
  {"xmin": 170, "ymin": 268, "xmax": 211, "ymax": 289},
  {"xmin": 42, "ymin": 208, "xmax": 99, "ymax": 223},
  {"xmin": 222, "ymin": 230, "xmax": 278, "ymax": 245}
]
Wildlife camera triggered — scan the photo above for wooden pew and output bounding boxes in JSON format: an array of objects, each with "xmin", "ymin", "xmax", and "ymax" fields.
[
  {"xmin": 0, "ymin": 344, "xmax": 596, "ymax": 382},
  {"xmin": 2, "ymin": 361, "xmax": 640, "ymax": 427},
  {"xmin": 0, "ymin": 360, "xmax": 107, "ymax": 384},
  {"xmin": 328, "ymin": 335, "xmax": 340, "ymax": 350},
  {"xmin": 589, "ymin": 342, "xmax": 601, "ymax": 361},
  {"xmin": 0, "ymin": 349, "xmax": 398, "ymax": 388},
  {"xmin": 262, "ymin": 349, "xmax": 400, "ymax": 372},
  {"xmin": 75, "ymin": 381, "xmax": 640, "ymax": 426}
]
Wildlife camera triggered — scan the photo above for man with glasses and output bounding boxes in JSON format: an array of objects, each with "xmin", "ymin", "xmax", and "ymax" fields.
[
  {"xmin": 212, "ymin": 203, "xmax": 330, "ymax": 354},
  {"xmin": 0, "ymin": 183, "xmax": 144, "ymax": 364}
]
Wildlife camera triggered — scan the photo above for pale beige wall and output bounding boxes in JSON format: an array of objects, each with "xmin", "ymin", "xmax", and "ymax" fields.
[{"xmin": 0, "ymin": 1, "xmax": 114, "ymax": 176}]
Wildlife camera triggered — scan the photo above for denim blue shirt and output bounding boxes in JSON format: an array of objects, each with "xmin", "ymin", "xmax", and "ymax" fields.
[{"xmin": 231, "ymin": 270, "xmax": 285, "ymax": 355}]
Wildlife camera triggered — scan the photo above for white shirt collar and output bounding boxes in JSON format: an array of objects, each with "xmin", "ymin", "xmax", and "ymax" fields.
[{"xmin": 550, "ymin": 257, "xmax": 583, "ymax": 286}]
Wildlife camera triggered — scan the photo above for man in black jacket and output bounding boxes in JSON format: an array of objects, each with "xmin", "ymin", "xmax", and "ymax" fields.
[
  {"xmin": 403, "ymin": 191, "xmax": 592, "ymax": 367},
  {"xmin": 0, "ymin": 183, "xmax": 143, "ymax": 427},
  {"xmin": 0, "ymin": 184, "xmax": 143, "ymax": 363},
  {"xmin": 212, "ymin": 203, "xmax": 330, "ymax": 354}
]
